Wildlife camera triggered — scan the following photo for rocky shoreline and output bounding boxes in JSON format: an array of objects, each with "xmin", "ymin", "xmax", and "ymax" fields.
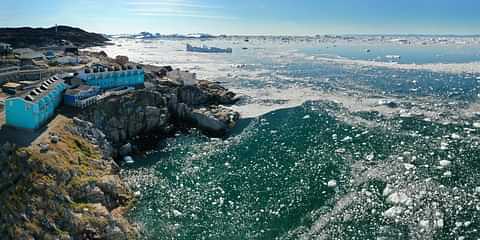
[
  {"xmin": 78, "ymin": 79, "xmax": 240, "ymax": 157},
  {"xmin": 0, "ymin": 56, "xmax": 240, "ymax": 239}
]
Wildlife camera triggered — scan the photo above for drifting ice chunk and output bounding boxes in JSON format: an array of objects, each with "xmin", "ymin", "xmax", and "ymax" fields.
[
  {"xmin": 386, "ymin": 192, "xmax": 413, "ymax": 206},
  {"xmin": 439, "ymin": 160, "xmax": 451, "ymax": 168},
  {"xmin": 383, "ymin": 206, "xmax": 405, "ymax": 218},
  {"xmin": 327, "ymin": 180, "xmax": 337, "ymax": 188},
  {"xmin": 124, "ymin": 156, "xmax": 135, "ymax": 164},
  {"xmin": 383, "ymin": 184, "xmax": 394, "ymax": 197},
  {"xmin": 173, "ymin": 209, "xmax": 183, "ymax": 217},
  {"xmin": 403, "ymin": 163, "xmax": 416, "ymax": 170}
]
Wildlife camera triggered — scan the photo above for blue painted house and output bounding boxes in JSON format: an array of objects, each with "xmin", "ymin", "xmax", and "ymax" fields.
[
  {"xmin": 64, "ymin": 85, "xmax": 101, "ymax": 108},
  {"xmin": 64, "ymin": 85, "xmax": 100, "ymax": 105},
  {"xmin": 5, "ymin": 77, "xmax": 66, "ymax": 130},
  {"xmin": 78, "ymin": 65, "xmax": 144, "ymax": 90}
]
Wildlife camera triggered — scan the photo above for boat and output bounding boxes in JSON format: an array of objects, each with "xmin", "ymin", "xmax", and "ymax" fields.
[
  {"xmin": 186, "ymin": 44, "xmax": 232, "ymax": 53},
  {"xmin": 385, "ymin": 55, "xmax": 401, "ymax": 59}
]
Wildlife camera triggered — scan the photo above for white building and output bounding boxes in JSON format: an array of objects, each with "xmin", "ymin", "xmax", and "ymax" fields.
[
  {"xmin": 166, "ymin": 69, "xmax": 197, "ymax": 86},
  {"xmin": 57, "ymin": 56, "xmax": 80, "ymax": 65},
  {"xmin": 14, "ymin": 48, "xmax": 45, "ymax": 60}
]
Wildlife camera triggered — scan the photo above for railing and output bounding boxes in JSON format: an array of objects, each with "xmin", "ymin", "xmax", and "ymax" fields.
[
  {"xmin": 72, "ymin": 95, "xmax": 99, "ymax": 109},
  {"xmin": 98, "ymin": 87, "xmax": 135, "ymax": 100},
  {"xmin": 70, "ymin": 86, "xmax": 135, "ymax": 109}
]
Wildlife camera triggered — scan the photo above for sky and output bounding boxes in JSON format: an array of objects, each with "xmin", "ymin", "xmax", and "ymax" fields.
[{"xmin": 2, "ymin": 0, "xmax": 480, "ymax": 35}]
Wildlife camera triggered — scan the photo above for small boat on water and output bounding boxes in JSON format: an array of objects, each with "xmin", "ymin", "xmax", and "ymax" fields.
[
  {"xmin": 385, "ymin": 55, "xmax": 401, "ymax": 59},
  {"xmin": 186, "ymin": 44, "xmax": 232, "ymax": 53}
]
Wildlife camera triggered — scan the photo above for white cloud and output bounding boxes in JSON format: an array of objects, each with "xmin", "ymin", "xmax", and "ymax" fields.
[
  {"xmin": 125, "ymin": 0, "xmax": 232, "ymax": 19},
  {"xmin": 127, "ymin": 0, "xmax": 224, "ymax": 9}
]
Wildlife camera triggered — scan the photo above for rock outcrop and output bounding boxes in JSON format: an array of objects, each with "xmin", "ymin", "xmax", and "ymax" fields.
[
  {"xmin": 178, "ymin": 80, "xmax": 239, "ymax": 106},
  {"xmin": 81, "ymin": 90, "xmax": 171, "ymax": 144},
  {"xmin": 0, "ymin": 118, "xmax": 139, "ymax": 239},
  {"xmin": 79, "ymin": 82, "xmax": 240, "ymax": 147},
  {"xmin": 169, "ymin": 94, "xmax": 239, "ymax": 136}
]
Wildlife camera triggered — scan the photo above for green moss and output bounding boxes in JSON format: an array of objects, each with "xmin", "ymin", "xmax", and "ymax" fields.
[
  {"xmin": 70, "ymin": 202, "xmax": 94, "ymax": 212},
  {"xmin": 0, "ymin": 119, "xmax": 137, "ymax": 239},
  {"xmin": 68, "ymin": 176, "xmax": 97, "ymax": 190}
]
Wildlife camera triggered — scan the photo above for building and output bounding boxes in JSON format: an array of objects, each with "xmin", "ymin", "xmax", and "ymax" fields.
[
  {"xmin": 78, "ymin": 65, "xmax": 144, "ymax": 90},
  {"xmin": 2, "ymin": 82, "xmax": 23, "ymax": 95},
  {"xmin": 57, "ymin": 56, "xmax": 80, "ymax": 65},
  {"xmin": 45, "ymin": 50, "xmax": 57, "ymax": 60},
  {"xmin": 0, "ymin": 66, "xmax": 20, "ymax": 74},
  {"xmin": 63, "ymin": 75, "xmax": 83, "ymax": 88},
  {"xmin": 64, "ymin": 85, "xmax": 101, "ymax": 108},
  {"xmin": 19, "ymin": 56, "xmax": 34, "ymax": 67},
  {"xmin": 14, "ymin": 48, "xmax": 45, "ymax": 60},
  {"xmin": 5, "ymin": 77, "xmax": 66, "ymax": 130},
  {"xmin": 0, "ymin": 43, "xmax": 12, "ymax": 56},
  {"xmin": 166, "ymin": 68, "xmax": 197, "ymax": 86}
]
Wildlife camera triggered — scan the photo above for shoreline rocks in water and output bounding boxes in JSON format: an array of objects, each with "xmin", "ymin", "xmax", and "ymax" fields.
[{"xmin": 78, "ymin": 79, "xmax": 240, "ymax": 154}]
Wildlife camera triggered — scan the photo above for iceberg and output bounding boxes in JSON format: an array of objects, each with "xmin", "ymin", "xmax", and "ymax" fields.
[{"xmin": 186, "ymin": 44, "xmax": 232, "ymax": 53}]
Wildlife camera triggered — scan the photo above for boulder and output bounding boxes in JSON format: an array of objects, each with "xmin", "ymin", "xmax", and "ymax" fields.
[
  {"xmin": 189, "ymin": 112, "xmax": 229, "ymax": 136},
  {"xmin": 105, "ymin": 225, "xmax": 127, "ymax": 240},
  {"xmin": 118, "ymin": 143, "xmax": 133, "ymax": 157}
]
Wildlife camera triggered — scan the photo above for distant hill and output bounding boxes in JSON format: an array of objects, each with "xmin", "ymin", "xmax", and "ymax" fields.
[{"xmin": 0, "ymin": 25, "xmax": 109, "ymax": 48}]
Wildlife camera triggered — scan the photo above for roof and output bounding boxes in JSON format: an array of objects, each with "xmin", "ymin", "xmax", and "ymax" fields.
[
  {"xmin": 19, "ymin": 80, "xmax": 39, "ymax": 85},
  {"xmin": 2, "ymin": 82, "xmax": 22, "ymax": 88},
  {"xmin": 14, "ymin": 48, "xmax": 45, "ymax": 59},
  {"xmin": 45, "ymin": 51, "xmax": 56, "ymax": 57},
  {"xmin": 19, "ymin": 52, "xmax": 45, "ymax": 60},
  {"xmin": 15, "ymin": 76, "xmax": 65, "ymax": 103},
  {"xmin": 65, "ymin": 84, "xmax": 99, "ymax": 95},
  {"xmin": 13, "ymin": 48, "xmax": 34, "ymax": 55}
]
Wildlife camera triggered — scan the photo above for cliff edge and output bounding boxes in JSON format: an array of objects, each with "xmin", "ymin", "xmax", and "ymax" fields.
[{"xmin": 0, "ymin": 117, "xmax": 139, "ymax": 239}]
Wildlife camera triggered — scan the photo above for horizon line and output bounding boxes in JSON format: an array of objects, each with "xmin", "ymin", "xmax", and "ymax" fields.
[{"xmin": 2, "ymin": 25, "xmax": 480, "ymax": 37}]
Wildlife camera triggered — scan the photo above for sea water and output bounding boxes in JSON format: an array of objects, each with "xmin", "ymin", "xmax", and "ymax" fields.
[{"xmin": 92, "ymin": 37, "xmax": 480, "ymax": 239}]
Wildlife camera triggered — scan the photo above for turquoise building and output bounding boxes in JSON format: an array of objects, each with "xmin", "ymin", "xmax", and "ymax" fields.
[
  {"xmin": 5, "ymin": 77, "xmax": 66, "ymax": 130},
  {"xmin": 78, "ymin": 65, "xmax": 144, "ymax": 89},
  {"xmin": 64, "ymin": 85, "xmax": 101, "ymax": 108}
]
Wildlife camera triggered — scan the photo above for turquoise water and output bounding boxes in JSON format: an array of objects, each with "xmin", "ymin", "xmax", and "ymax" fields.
[
  {"xmin": 123, "ymin": 101, "xmax": 480, "ymax": 239},
  {"xmin": 109, "ymin": 38, "xmax": 480, "ymax": 239},
  {"xmin": 303, "ymin": 44, "xmax": 480, "ymax": 64}
]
